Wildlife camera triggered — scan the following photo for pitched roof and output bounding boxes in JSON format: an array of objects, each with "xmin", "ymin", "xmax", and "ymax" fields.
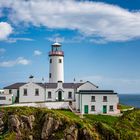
[
  {"xmin": 3, "ymin": 83, "xmax": 26, "ymax": 89},
  {"xmin": 77, "ymin": 90, "xmax": 117, "ymax": 94},
  {"xmin": 3, "ymin": 82, "xmax": 93, "ymax": 89}
]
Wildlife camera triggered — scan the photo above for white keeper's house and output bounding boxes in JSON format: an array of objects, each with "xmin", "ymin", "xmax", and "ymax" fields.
[{"xmin": 1, "ymin": 43, "xmax": 120, "ymax": 114}]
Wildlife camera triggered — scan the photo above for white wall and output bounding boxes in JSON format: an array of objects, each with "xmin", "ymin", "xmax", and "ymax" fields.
[
  {"xmin": 77, "ymin": 82, "xmax": 97, "ymax": 91},
  {"xmin": 79, "ymin": 94, "xmax": 120, "ymax": 114},
  {"xmin": 4, "ymin": 89, "xmax": 18, "ymax": 102},
  {"xmin": 45, "ymin": 82, "xmax": 75, "ymax": 101},
  {"xmin": 49, "ymin": 56, "xmax": 64, "ymax": 83},
  {"xmin": 0, "ymin": 94, "xmax": 13, "ymax": 105},
  {"xmin": 19, "ymin": 82, "xmax": 45, "ymax": 103}
]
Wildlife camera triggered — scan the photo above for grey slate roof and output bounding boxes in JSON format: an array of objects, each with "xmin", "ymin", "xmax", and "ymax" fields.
[
  {"xmin": 3, "ymin": 83, "xmax": 26, "ymax": 89},
  {"xmin": 77, "ymin": 90, "xmax": 117, "ymax": 94},
  {"xmin": 3, "ymin": 82, "xmax": 83, "ymax": 89}
]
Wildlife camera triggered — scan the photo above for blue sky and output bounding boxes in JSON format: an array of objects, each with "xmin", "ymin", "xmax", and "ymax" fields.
[{"xmin": 0, "ymin": 0, "xmax": 140, "ymax": 93}]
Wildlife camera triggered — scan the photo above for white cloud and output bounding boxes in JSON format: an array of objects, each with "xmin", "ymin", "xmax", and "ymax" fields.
[
  {"xmin": 34, "ymin": 50, "xmax": 42, "ymax": 56},
  {"xmin": 0, "ymin": 22, "xmax": 13, "ymax": 41},
  {"xmin": 0, "ymin": 48, "xmax": 6, "ymax": 54},
  {"xmin": 7, "ymin": 37, "xmax": 34, "ymax": 43},
  {"xmin": 0, "ymin": 57, "xmax": 30, "ymax": 67},
  {"xmin": 0, "ymin": 0, "xmax": 140, "ymax": 42}
]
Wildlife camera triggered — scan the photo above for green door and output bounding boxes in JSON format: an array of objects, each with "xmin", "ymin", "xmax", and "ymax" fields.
[
  {"xmin": 58, "ymin": 91, "xmax": 62, "ymax": 101},
  {"xmin": 84, "ymin": 105, "xmax": 88, "ymax": 114},
  {"xmin": 103, "ymin": 105, "xmax": 107, "ymax": 113}
]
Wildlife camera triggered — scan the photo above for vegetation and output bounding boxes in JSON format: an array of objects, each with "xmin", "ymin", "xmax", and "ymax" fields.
[
  {"xmin": 118, "ymin": 104, "xmax": 133, "ymax": 111},
  {"xmin": 0, "ymin": 106, "xmax": 140, "ymax": 140}
]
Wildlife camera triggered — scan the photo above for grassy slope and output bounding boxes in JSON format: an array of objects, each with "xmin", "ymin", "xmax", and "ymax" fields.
[{"xmin": 0, "ymin": 107, "xmax": 140, "ymax": 140}]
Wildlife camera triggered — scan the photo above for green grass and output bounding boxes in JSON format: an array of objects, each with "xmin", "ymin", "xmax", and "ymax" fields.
[
  {"xmin": 53, "ymin": 109, "xmax": 80, "ymax": 121},
  {"xmin": 119, "ymin": 104, "xmax": 133, "ymax": 111},
  {"xmin": 84, "ymin": 114, "xmax": 119, "ymax": 126}
]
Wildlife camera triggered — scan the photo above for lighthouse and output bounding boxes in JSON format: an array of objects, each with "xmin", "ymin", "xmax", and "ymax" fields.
[{"xmin": 49, "ymin": 42, "xmax": 64, "ymax": 83}]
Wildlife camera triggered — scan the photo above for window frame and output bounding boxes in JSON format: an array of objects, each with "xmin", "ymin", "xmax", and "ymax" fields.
[
  {"xmin": 109, "ymin": 105, "xmax": 114, "ymax": 111},
  {"xmin": 91, "ymin": 105, "xmax": 95, "ymax": 111},
  {"xmin": 0, "ymin": 96, "xmax": 6, "ymax": 100},
  {"xmin": 48, "ymin": 91, "xmax": 52, "ymax": 99},
  {"xmin": 103, "ymin": 96, "xmax": 107, "ymax": 102},
  {"xmin": 49, "ymin": 73, "xmax": 51, "ymax": 78},
  {"xmin": 50, "ymin": 59, "xmax": 52, "ymax": 63},
  {"xmin": 9, "ymin": 89, "xmax": 12, "ymax": 94},
  {"xmin": 59, "ymin": 59, "xmax": 62, "ymax": 63},
  {"xmin": 23, "ymin": 88, "xmax": 27, "ymax": 96},
  {"xmin": 35, "ymin": 89, "xmax": 39, "ymax": 96},
  {"xmin": 91, "ymin": 96, "xmax": 95, "ymax": 102},
  {"xmin": 68, "ymin": 92, "xmax": 72, "ymax": 99}
]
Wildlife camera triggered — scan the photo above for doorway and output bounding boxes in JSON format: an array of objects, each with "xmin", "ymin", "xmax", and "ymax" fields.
[
  {"xmin": 84, "ymin": 105, "xmax": 88, "ymax": 114},
  {"xmin": 58, "ymin": 91, "xmax": 62, "ymax": 101},
  {"xmin": 103, "ymin": 105, "xmax": 107, "ymax": 114}
]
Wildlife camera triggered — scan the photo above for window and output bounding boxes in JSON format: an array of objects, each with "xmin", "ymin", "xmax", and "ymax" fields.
[
  {"xmin": 59, "ymin": 59, "xmax": 62, "ymax": 63},
  {"xmin": 91, "ymin": 96, "xmax": 95, "ymax": 102},
  {"xmin": 0, "ymin": 96, "xmax": 6, "ymax": 100},
  {"xmin": 9, "ymin": 89, "xmax": 12, "ymax": 94},
  {"xmin": 109, "ymin": 105, "xmax": 114, "ymax": 111},
  {"xmin": 91, "ymin": 105, "xmax": 95, "ymax": 111},
  {"xmin": 103, "ymin": 96, "xmax": 107, "ymax": 102},
  {"xmin": 48, "ymin": 92, "xmax": 51, "ymax": 98},
  {"xmin": 35, "ymin": 89, "xmax": 39, "ymax": 96},
  {"xmin": 49, "ymin": 73, "xmax": 51, "ymax": 78},
  {"xmin": 50, "ymin": 59, "xmax": 52, "ymax": 63},
  {"xmin": 68, "ymin": 92, "xmax": 72, "ymax": 99},
  {"xmin": 23, "ymin": 89, "xmax": 27, "ymax": 96}
]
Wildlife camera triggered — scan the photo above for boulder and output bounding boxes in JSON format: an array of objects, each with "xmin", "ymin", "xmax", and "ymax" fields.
[
  {"xmin": 64, "ymin": 125, "xmax": 78, "ymax": 140},
  {"xmin": 41, "ymin": 114, "xmax": 61, "ymax": 140},
  {"xmin": 8, "ymin": 115, "xmax": 21, "ymax": 135}
]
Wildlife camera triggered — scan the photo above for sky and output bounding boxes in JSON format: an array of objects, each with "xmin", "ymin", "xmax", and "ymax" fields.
[{"xmin": 0, "ymin": 0, "xmax": 140, "ymax": 93}]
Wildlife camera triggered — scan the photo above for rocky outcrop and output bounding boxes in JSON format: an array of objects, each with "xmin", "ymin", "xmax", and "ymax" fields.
[
  {"xmin": 7, "ymin": 114, "xmax": 35, "ymax": 139},
  {"xmin": 64, "ymin": 125, "xmax": 78, "ymax": 140},
  {"xmin": 0, "ymin": 108, "xmax": 97, "ymax": 140},
  {"xmin": 20, "ymin": 115, "xmax": 35, "ymax": 130},
  {"xmin": 0, "ymin": 112, "xmax": 4, "ymax": 134},
  {"xmin": 8, "ymin": 114, "xmax": 21, "ymax": 135},
  {"xmin": 78, "ymin": 128, "xmax": 94, "ymax": 140},
  {"xmin": 41, "ymin": 114, "xmax": 62, "ymax": 140}
]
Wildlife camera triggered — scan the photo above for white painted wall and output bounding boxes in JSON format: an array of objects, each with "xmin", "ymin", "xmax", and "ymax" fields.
[
  {"xmin": 0, "ymin": 89, "xmax": 4, "ymax": 94},
  {"xmin": 49, "ymin": 55, "xmax": 64, "ymax": 83},
  {"xmin": 45, "ymin": 83, "xmax": 75, "ymax": 101},
  {"xmin": 77, "ymin": 82, "xmax": 97, "ymax": 91},
  {"xmin": 0, "ymin": 94, "xmax": 13, "ymax": 105},
  {"xmin": 4, "ymin": 89, "xmax": 18, "ymax": 102},
  {"xmin": 77, "ymin": 94, "xmax": 120, "ymax": 114},
  {"xmin": 19, "ymin": 82, "xmax": 45, "ymax": 103}
]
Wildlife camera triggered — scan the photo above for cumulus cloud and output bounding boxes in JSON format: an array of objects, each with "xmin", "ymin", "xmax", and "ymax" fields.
[
  {"xmin": 0, "ymin": 57, "xmax": 30, "ymax": 67},
  {"xmin": 7, "ymin": 37, "xmax": 34, "ymax": 43},
  {"xmin": 34, "ymin": 50, "xmax": 42, "ymax": 56},
  {"xmin": 0, "ymin": 22, "xmax": 13, "ymax": 41},
  {"xmin": 0, "ymin": 0, "xmax": 140, "ymax": 42}
]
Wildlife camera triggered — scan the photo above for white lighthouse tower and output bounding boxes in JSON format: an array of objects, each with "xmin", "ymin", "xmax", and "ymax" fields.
[{"xmin": 49, "ymin": 42, "xmax": 64, "ymax": 83}]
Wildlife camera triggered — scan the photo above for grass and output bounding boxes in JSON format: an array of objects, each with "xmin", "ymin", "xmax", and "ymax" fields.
[
  {"xmin": 84, "ymin": 114, "xmax": 119, "ymax": 126},
  {"xmin": 118, "ymin": 104, "xmax": 133, "ymax": 111},
  {"xmin": 53, "ymin": 109, "xmax": 80, "ymax": 121}
]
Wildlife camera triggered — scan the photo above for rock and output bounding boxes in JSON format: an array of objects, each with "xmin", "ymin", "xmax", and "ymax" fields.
[
  {"xmin": 64, "ymin": 125, "xmax": 78, "ymax": 140},
  {"xmin": 29, "ymin": 135, "xmax": 33, "ymax": 140},
  {"xmin": 78, "ymin": 128, "xmax": 93, "ymax": 140},
  {"xmin": 8, "ymin": 115, "xmax": 21, "ymax": 135},
  {"xmin": 21, "ymin": 115, "xmax": 35, "ymax": 130},
  {"xmin": 41, "ymin": 114, "xmax": 61, "ymax": 140},
  {"xmin": 0, "ymin": 118, "xmax": 4, "ymax": 134}
]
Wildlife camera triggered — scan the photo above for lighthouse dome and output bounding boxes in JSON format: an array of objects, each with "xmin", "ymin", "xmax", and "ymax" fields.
[{"xmin": 52, "ymin": 42, "xmax": 61, "ymax": 47}]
